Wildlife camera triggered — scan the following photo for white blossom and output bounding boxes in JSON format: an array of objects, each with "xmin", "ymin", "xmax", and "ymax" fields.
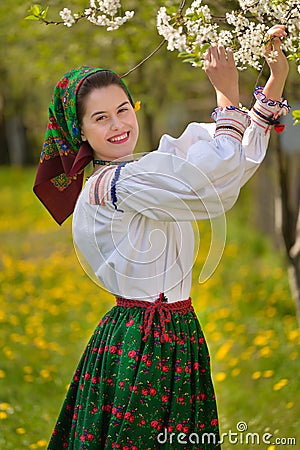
[
  {"xmin": 156, "ymin": 0, "xmax": 300, "ymax": 71},
  {"xmin": 59, "ymin": 8, "xmax": 75, "ymax": 27},
  {"xmin": 60, "ymin": 0, "xmax": 134, "ymax": 31},
  {"xmin": 266, "ymin": 49, "xmax": 279, "ymax": 63},
  {"xmin": 58, "ymin": 0, "xmax": 299, "ymax": 70}
]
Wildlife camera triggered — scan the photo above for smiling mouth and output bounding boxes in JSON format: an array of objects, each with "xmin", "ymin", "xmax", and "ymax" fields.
[{"xmin": 108, "ymin": 132, "xmax": 130, "ymax": 144}]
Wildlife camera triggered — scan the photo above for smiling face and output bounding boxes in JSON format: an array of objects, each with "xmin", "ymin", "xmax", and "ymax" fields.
[{"xmin": 80, "ymin": 84, "xmax": 139, "ymax": 161}]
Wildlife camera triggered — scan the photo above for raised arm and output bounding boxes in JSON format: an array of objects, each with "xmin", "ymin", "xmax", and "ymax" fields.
[
  {"xmin": 263, "ymin": 25, "xmax": 289, "ymax": 101},
  {"xmin": 203, "ymin": 25, "xmax": 289, "ymax": 107},
  {"xmin": 203, "ymin": 45, "xmax": 239, "ymax": 108}
]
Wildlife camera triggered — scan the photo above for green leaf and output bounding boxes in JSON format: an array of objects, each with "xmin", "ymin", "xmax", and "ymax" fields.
[
  {"xmin": 292, "ymin": 110, "xmax": 300, "ymax": 125},
  {"xmin": 30, "ymin": 4, "xmax": 42, "ymax": 16},
  {"xmin": 181, "ymin": 57, "xmax": 196, "ymax": 63},
  {"xmin": 178, "ymin": 51, "xmax": 193, "ymax": 58},
  {"xmin": 166, "ymin": 6, "xmax": 178, "ymax": 15},
  {"xmin": 24, "ymin": 15, "xmax": 40, "ymax": 21},
  {"xmin": 41, "ymin": 6, "xmax": 49, "ymax": 20},
  {"xmin": 199, "ymin": 43, "xmax": 211, "ymax": 56}
]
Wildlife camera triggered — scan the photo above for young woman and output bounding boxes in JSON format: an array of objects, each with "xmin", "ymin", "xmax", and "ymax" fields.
[{"xmin": 34, "ymin": 26, "xmax": 289, "ymax": 449}]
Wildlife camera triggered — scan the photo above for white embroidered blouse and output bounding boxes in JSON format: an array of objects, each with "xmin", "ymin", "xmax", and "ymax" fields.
[{"xmin": 73, "ymin": 93, "xmax": 289, "ymax": 302}]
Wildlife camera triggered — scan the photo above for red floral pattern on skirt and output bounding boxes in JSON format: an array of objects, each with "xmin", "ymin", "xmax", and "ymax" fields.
[{"xmin": 47, "ymin": 297, "xmax": 221, "ymax": 449}]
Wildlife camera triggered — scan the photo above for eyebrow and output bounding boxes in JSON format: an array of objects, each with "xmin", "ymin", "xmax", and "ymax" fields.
[{"xmin": 91, "ymin": 101, "xmax": 130, "ymax": 118}]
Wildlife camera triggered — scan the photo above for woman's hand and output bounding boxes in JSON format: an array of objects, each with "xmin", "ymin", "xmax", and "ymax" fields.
[
  {"xmin": 263, "ymin": 25, "xmax": 289, "ymax": 101},
  {"xmin": 203, "ymin": 44, "xmax": 239, "ymax": 108}
]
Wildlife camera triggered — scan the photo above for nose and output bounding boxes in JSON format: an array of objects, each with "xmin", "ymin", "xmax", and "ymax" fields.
[{"xmin": 110, "ymin": 115, "xmax": 121, "ymax": 130}]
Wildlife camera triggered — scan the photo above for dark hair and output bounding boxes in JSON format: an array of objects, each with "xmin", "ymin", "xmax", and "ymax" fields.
[{"xmin": 76, "ymin": 70, "xmax": 134, "ymax": 125}]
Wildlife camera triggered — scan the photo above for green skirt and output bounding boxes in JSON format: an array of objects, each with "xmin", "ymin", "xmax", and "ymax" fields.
[{"xmin": 47, "ymin": 295, "xmax": 221, "ymax": 449}]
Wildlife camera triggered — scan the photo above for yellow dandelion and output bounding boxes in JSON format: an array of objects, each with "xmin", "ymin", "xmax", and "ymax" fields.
[
  {"xmin": 215, "ymin": 341, "xmax": 233, "ymax": 361},
  {"xmin": 33, "ymin": 337, "xmax": 48, "ymax": 350},
  {"xmin": 231, "ymin": 368, "xmax": 241, "ymax": 377},
  {"xmin": 224, "ymin": 321, "xmax": 235, "ymax": 332},
  {"xmin": 40, "ymin": 369, "xmax": 51, "ymax": 380},
  {"xmin": 37, "ymin": 439, "xmax": 47, "ymax": 447},
  {"xmin": 288, "ymin": 329, "xmax": 300, "ymax": 342},
  {"xmin": 252, "ymin": 371, "xmax": 261, "ymax": 380},
  {"xmin": 16, "ymin": 427, "xmax": 26, "ymax": 434},
  {"xmin": 0, "ymin": 402, "xmax": 10, "ymax": 410},
  {"xmin": 3, "ymin": 346, "xmax": 15, "ymax": 360},
  {"xmin": 19, "ymin": 304, "xmax": 30, "ymax": 315},
  {"xmin": 48, "ymin": 341, "xmax": 64, "ymax": 353},
  {"xmin": 205, "ymin": 322, "xmax": 216, "ymax": 333},
  {"xmin": 259, "ymin": 346, "xmax": 272, "ymax": 357},
  {"xmin": 10, "ymin": 333, "xmax": 22, "ymax": 343},
  {"xmin": 210, "ymin": 332, "xmax": 222, "ymax": 342},
  {"xmin": 217, "ymin": 308, "xmax": 230, "ymax": 319},
  {"xmin": 268, "ymin": 445, "xmax": 276, "ymax": 450},
  {"xmin": 228, "ymin": 357, "xmax": 238, "ymax": 367},
  {"xmin": 266, "ymin": 306, "xmax": 276, "ymax": 318},
  {"xmin": 231, "ymin": 284, "xmax": 242, "ymax": 300},
  {"xmin": 0, "ymin": 411, "xmax": 8, "ymax": 419},
  {"xmin": 48, "ymin": 304, "xmax": 59, "ymax": 316},
  {"xmin": 253, "ymin": 334, "xmax": 269, "ymax": 346},
  {"xmin": 286, "ymin": 402, "xmax": 294, "ymax": 409},
  {"xmin": 215, "ymin": 372, "xmax": 227, "ymax": 382},
  {"xmin": 241, "ymin": 346, "xmax": 255, "ymax": 360},
  {"xmin": 8, "ymin": 315, "xmax": 19, "ymax": 326},
  {"xmin": 0, "ymin": 369, "xmax": 6, "ymax": 378},
  {"xmin": 273, "ymin": 379, "xmax": 289, "ymax": 391},
  {"xmin": 24, "ymin": 375, "xmax": 34, "ymax": 383},
  {"xmin": 263, "ymin": 370, "xmax": 274, "ymax": 378}
]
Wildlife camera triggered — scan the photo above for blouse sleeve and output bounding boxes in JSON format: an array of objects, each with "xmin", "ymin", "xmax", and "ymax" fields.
[
  {"xmin": 89, "ymin": 90, "xmax": 289, "ymax": 222},
  {"xmin": 240, "ymin": 86, "xmax": 290, "ymax": 186}
]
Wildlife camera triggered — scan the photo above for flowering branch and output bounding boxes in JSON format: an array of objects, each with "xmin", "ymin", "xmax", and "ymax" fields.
[
  {"xmin": 156, "ymin": 0, "xmax": 300, "ymax": 71},
  {"xmin": 26, "ymin": 0, "xmax": 300, "ymax": 76},
  {"xmin": 25, "ymin": 1, "xmax": 134, "ymax": 31}
]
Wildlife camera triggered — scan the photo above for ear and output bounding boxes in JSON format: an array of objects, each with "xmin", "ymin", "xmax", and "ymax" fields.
[{"xmin": 80, "ymin": 129, "xmax": 87, "ymax": 142}]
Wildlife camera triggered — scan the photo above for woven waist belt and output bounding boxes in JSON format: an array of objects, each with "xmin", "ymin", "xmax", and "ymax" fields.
[{"xmin": 115, "ymin": 293, "xmax": 194, "ymax": 343}]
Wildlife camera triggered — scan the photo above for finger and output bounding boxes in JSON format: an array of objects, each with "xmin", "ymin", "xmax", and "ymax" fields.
[
  {"xmin": 270, "ymin": 36, "xmax": 283, "ymax": 51},
  {"xmin": 209, "ymin": 44, "xmax": 219, "ymax": 65},
  {"xmin": 267, "ymin": 25, "xmax": 287, "ymax": 39},
  {"xmin": 268, "ymin": 24, "xmax": 286, "ymax": 33},
  {"xmin": 203, "ymin": 47, "xmax": 211, "ymax": 62},
  {"xmin": 203, "ymin": 47, "xmax": 212, "ymax": 70},
  {"xmin": 218, "ymin": 45, "xmax": 227, "ymax": 62},
  {"xmin": 226, "ymin": 48, "xmax": 235, "ymax": 65}
]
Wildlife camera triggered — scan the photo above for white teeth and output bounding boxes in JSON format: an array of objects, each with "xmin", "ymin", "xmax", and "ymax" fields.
[{"xmin": 110, "ymin": 133, "xmax": 128, "ymax": 142}]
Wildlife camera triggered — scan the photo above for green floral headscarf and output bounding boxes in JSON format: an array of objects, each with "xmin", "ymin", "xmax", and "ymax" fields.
[{"xmin": 33, "ymin": 66, "xmax": 133, "ymax": 225}]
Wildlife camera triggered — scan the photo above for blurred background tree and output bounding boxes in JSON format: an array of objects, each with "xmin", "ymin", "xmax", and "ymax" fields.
[{"xmin": 0, "ymin": 0, "xmax": 299, "ymax": 322}]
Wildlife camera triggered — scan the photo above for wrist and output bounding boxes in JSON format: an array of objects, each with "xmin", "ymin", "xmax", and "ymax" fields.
[
  {"xmin": 262, "ymin": 77, "xmax": 286, "ymax": 102},
  {"xmin": 216, "ymin": 91, "xmax": 240, "ymax": 108},
  {"xmin": 268, "ymin": 70, "xmax": 289, "ymax": 85}
]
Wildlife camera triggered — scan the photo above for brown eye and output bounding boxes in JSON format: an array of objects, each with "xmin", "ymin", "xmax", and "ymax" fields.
[{"xmin": 96, "ymin": 115, "xmax": 106, "ymax": 121}]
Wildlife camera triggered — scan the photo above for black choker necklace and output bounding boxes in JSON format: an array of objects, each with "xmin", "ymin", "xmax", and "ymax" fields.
[{"xmin": 93, "ymin": 159, "xmax": 121, "ymax": 166}]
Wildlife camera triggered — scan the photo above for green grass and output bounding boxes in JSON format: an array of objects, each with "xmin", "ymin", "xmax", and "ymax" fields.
[{"xmin": 0, "ymin": 167, "xmax": 299, "ymax": 449}]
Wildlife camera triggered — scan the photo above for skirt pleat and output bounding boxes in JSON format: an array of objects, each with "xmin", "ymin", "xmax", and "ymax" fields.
[{"xmin": 47, "ymin": 300, "xmax": 221, "ymax": 450}]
